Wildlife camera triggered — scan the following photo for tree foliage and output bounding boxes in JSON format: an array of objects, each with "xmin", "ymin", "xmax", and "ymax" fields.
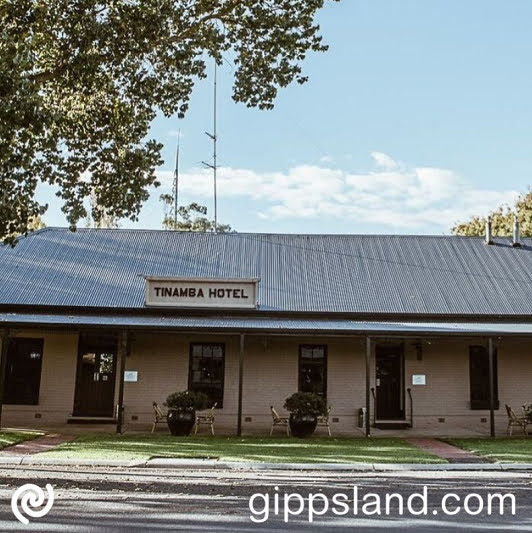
[
  {"xmin": 27, "ymin": 214, "xmax": 46, "ymax": 232},
  {"xmin": 1, "ymin": 0, "xmax": 335, "ymax": 244},
  {"xmin": 84, "ymin": 190, "xmax": 120, "ymax": 228},
  {"xmin": 452, "ymin": 191, "xmax": 532, "ymax": 237},
  {"xmin": 161, "ymin": 197, "xmax": 231, "ymax": 232}
]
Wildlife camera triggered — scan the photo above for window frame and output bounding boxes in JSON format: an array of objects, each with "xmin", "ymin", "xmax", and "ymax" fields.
[
  {"xmin": 298, "ymin": 344, "xmax": 328, "ymax": 399},
  {"xmin": 469, "ymin": 345, "xmax": 499, "ymax": 410},
  {"xmin": 3, "ymin": 337, "xmax": 44, "ymax": 406},
  {"xmin": 188, "ymin": 342, "xmax": 225, "ymax": 408}
]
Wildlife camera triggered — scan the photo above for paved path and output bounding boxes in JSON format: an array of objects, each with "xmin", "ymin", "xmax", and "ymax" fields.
[
  {"xmin": 1, "ymin": 434, "xmax": 74, "ymax": 456},
  {"xmin": 407, "ymin": 438, "xmax": 489, "ymax": 463}
]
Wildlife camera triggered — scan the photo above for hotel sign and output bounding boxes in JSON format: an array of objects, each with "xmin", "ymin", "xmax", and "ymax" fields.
[{"xmin": 145, "ymin": 277, "xmax": 259, "ymax": 309}]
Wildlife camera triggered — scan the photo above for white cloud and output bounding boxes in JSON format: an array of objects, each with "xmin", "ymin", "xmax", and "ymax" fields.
[
  {"xmin": 319, "ymin": 155, "xmax": 334, "ymax": 163},
  {"xmin": 156, "ymin": 153, "xmax": 520, "ymax": 231},
  {"xmin": 371, "ymin": 151, "xmax": 399, "ymax": 170}
]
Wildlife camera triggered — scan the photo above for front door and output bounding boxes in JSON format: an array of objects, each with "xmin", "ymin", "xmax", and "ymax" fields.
[
  {"xmin": 375, "ymin": 344, "xmax": 404, "ymax": 420},
  {"xmin": 73, "ymin": 335, "xmax": 118, "ymax": 417}
]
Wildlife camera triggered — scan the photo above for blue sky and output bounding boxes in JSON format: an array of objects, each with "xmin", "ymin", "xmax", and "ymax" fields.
[{"xmin": 40, "ymin": 0, "xmax": 532, "ymax": 234}]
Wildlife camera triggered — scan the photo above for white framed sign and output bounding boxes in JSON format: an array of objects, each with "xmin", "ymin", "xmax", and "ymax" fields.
[
  {"xmin": 144, "ymin": 277, "xmax": 259, "ymax": 309},
  {"xmin": 412, "ymin": 374, "xmax": 426, "ymax": 386},
  {"xmin": 124, "ymin": 371, "xmax": 138, "ymax": 383}
]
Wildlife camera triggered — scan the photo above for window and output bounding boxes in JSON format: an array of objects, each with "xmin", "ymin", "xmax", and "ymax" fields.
[
  {"xmin": 3, "ymin": 338, "xmax": 44, "ymax": 405},
  {"xmin": 469, "ymin": 345, "xmax": 499, "ymax": 410},
  {"xmin": 299, "ymin": 345, "xmax": 327, "ymax": 398},
  {"xmin": 189, "ymin": 343, "xmax": 225, "ymax": 408}
]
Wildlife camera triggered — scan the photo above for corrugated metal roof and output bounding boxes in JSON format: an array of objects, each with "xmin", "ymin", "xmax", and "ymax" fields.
[
  {"xmin": 2, "ymin": 228, "xmax": 532, "ymax": 316},
  {"xmin": 2, "ymin": 312, "xmax": 532, "ymax": 335}
]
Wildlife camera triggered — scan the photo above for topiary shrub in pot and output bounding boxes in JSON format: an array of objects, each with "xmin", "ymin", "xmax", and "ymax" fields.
[
  {"xmin": 164, "ymin": 390, "xmax": 210, "ymax": 436},
  {"xmin": 284, "ymin": 392, "xmax": 327, "ymax": 438}
]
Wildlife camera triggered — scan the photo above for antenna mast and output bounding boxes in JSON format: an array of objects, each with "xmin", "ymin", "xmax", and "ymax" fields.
[
  {"xmin": 172, "ymin": 131, "xmax": 180, "ymax": 227},
  {"xmin": 202, "ymin": 61, "xmax": 218, "ymax": 232}
]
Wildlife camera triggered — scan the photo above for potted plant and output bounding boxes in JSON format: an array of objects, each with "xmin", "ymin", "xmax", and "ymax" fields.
[
  {"xmin": 284, "ymin": 392, "xmax": 326, "ymax": 438},
  {"xmin": 164, "ymin": 390, "xmax": 210, "ymax": 436}
]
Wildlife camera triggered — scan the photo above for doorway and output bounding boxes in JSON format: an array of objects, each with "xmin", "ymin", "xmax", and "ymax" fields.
[
  {"xmin": 73, "ymin": 334, "xmax": 118, "ymax": 417},
  {"xmin": 375, "ymin": 343, "xmax": 404, "ymax": 420}
]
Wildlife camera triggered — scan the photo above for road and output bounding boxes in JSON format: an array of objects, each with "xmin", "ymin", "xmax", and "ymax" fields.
[{"xmin": 0, "ymin": 466, "xmax": 531, "ymax": 531}]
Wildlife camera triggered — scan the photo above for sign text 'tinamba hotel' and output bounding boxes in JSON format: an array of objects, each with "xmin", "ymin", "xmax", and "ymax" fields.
[{"xmin": 144, "ymin": 277, "xmax": 259, "ymax": 309}]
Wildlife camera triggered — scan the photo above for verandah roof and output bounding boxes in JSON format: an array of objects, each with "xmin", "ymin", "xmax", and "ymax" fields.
[{"xmin": 2, "ymin": 312, "xmax": 532, "ymax": 336}]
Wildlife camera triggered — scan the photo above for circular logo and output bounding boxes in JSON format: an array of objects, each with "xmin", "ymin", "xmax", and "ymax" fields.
[{"xmin": 11, "ymin": 483, "xmax": 55, "ymax": 525}]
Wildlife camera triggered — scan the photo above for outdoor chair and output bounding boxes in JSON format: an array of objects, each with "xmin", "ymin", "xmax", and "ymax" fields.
[
  {"xmin": 505, "ymin": 404, "xmax": 530, "ymax": 436},
  {"xmin": 523, "ymin": 403, "xmax": 532, "ymax": 423},
  {"xmin": 316, "ymin": 405, "xmax": 333, "ymax": 437},
  {"xmin": 194, "ymin": 402, "xmax": 217, "ymax": 435},
  {"xmin": 151, "ymin": 402, "xmax": 168, "ymax": 433},
  {"xmin": 270, "ymin": 405, "xmax": 290, "ymax": 436}
]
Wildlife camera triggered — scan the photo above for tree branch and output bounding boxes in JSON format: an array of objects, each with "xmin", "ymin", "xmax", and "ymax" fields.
[{"xmin": 24, "ymin": 0, "xmax": 241, "ymax": 84}]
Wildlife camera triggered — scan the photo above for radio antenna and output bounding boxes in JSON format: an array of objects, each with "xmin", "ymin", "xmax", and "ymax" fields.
[
  {"xmin": 172, "ymin": 131, "xmax": 180, "ymax": 227},
  {"xmin": 202, "ymin": 61, "xmax": 218, "ymax": 232}
]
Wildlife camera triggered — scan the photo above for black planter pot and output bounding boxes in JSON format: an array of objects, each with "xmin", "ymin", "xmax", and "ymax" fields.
[
  {"xmin": 167, "ymin": 409, "xmax": 196, "ymax": 436},
  {"xmin": 289, "ymin": 413, "xmax": 317, "ymax": 438}
]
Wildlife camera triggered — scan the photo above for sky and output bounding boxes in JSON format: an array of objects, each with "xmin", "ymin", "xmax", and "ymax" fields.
[{"xmin": 39, "ymin": 0, "xmax": 532, "ymax": 235}]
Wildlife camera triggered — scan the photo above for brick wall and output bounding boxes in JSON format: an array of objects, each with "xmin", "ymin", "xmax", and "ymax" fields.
[
  {"xmin": 2, "ymin": 330, "xmax": 78, "ymax": 426},
  {"xmin": 2, "ymin": 330, "xmax": 531, "ymax": 437}
]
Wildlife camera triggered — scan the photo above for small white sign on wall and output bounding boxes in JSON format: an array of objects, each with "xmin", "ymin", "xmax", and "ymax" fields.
[
  {"xmin": 412, "ymin": 374, "xmax": 426, "ymax": 386},
  {"xmin": 124, "ymin": 371, "xmax": 138, "ymax": 383}
]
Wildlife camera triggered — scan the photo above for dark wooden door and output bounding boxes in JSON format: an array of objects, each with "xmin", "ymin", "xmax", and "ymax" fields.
[
  {"xmin": 73, "ymin": 335, "xmax": 117, "ymax": 417},
  {"xmin": 376, "ymin": 344, "xmax": 404, "ymax": 420}
]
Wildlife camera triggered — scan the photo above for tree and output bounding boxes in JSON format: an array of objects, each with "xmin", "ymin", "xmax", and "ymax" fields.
[
  {"xmin": 84, "ymin": 190, "xmax": 120, "ymax": 228},
  {"xmin": 2, "ymin": 214, "xmax": 45, "ymax": 241},
  {"xmin": 1, "ymin": 0, "xmax": 335, "ymax": 245},
  {"xmin": 160, "ymin": 197, "xmax": 232, "ymax": 233},
  {"xmin": 27, "ymin": 215, "xmax": 46, "ymax": 232},
  {"xmin": 452, "ymin": 190, "xmax": 532, "ymax": 237}
]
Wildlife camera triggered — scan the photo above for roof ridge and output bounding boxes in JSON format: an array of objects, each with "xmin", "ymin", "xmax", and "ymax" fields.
[{"xmin": 40, "ymin": 227, "xmax": 525, "ymax": 239}]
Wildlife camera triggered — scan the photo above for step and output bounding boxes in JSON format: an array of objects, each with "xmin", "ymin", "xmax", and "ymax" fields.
[
  {"xmin": 67, "ymin": 416, "xmax": 116, "ymax": 424},
  {"xmin": 374, "ymin": 420, "xmax": 411, "ymax": 430}
]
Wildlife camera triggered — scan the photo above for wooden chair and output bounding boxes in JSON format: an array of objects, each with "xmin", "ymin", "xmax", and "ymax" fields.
[
  {"xmin": 194, "ymin": 402, "xmax": 217, "ymax": 435},
  {"xmin": 505, "ymin": 404, "xmax": 529, "ymax": 436},
  {"xmin": 152, "ymin": 402, "xmax": 167, "ymax": 433},
  {"xmin": 522, "ymin": 403, "xmax": 532, "ymax": 423},
  {"xmin": 270, "ymin": 406, "xmax": 290, "ymax": 436},
  {"xmin": 317, "ymin": 405, "xmax": 333, "ymax": 437}
]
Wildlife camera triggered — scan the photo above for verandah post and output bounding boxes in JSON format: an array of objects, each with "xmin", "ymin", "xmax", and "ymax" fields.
[
  {"xmin": 488, "ymin": 337, "xmax": 496, "ymax": 438},
  {"xmin": 365, "ymin": 336, "xmax": 371, "ymax": 437},
  {"xmin": 116, "ymin": 330, "xmax": 128, "ymax": 434},
  {"xmin": 0, "ymin": 328, "xmax": 9, "ymax": 430},
  {"xmin": 237, "ymin": 333, "xmax": 245, "ymax": 437}
]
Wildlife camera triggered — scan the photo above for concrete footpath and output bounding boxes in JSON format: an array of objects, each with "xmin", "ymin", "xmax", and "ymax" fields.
[
  {"xmin": 1, "ymin": 433, "xmax": 75, "ymax": 455},
  {"xmin": 406, "ymin": 437, "xmax": 490, "ymax": 463},
  {"xmin": 1, "ymin": 456, "xmax": 532, "ymax": 471}
]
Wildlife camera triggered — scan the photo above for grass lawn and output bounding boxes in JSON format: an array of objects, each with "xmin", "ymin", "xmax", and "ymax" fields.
[
  {"xmin": 0, "ymin": 431, "xmax": 42, "ymax": 450},
  {"xmin": 41, "ymin": 435, "xmax": 445, "ymax": 463},
  {"xmin": 449, "ymin": 438, "xmax": 532, "ymax": 463}
]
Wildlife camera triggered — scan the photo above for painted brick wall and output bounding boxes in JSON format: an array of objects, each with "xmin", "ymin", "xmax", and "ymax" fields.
[
  {"xmin": 123, "ymin": 333, "xmax": 240, "ymax": 432},
  {"xmin": 2, "ymin": 330, "xmax": 529, "ymax": 437},
  {"xmin": 2, "ymin": 330, "xmax": 78, "ymax": 426}
]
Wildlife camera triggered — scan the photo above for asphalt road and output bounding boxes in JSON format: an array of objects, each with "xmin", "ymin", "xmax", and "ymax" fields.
[{"xmin": 0, "ymin": 466, "xmax": 531, "ymax": 532}]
